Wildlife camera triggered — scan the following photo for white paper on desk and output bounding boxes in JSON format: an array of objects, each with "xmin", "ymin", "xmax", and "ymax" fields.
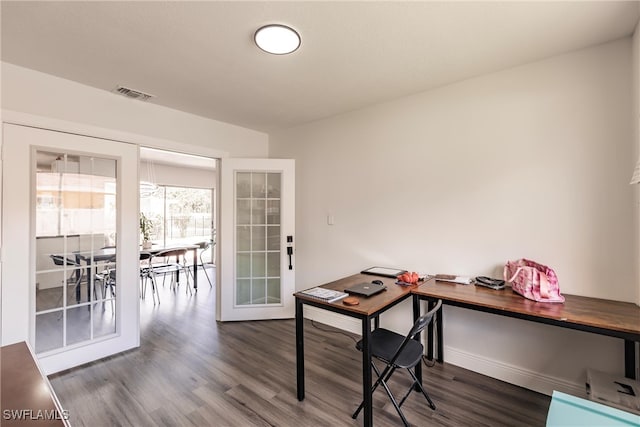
[{"xmin": 437, "ymin": 276, "xmax": 473, "ymax": 285}]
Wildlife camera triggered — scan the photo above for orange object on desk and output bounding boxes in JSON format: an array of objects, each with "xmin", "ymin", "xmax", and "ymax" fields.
[{"xmin": 343, "ymin": 296, "xmax": 360, "ymax": 306}]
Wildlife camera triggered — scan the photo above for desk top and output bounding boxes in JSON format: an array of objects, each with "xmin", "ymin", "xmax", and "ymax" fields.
[
  {"xmin": 1, "ymin": 342, "xmax": 68, "ymax": 426},
  {"xmin": 413, "ymin": 280, "xmax": 640, "ymax": 338},
  {"xmin": 294, "ymin": 273, "xmax": 416, "ymax": 316}
]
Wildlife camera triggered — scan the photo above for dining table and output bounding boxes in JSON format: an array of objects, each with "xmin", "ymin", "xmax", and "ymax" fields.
[{"xmin": 72, "ymin": 244, "xmax": 199, "ymax": 302}]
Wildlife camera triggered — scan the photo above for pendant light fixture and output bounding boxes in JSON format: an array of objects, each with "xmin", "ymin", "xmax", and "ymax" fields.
[
  {"xmin": 254, "ymin": 24, "xmax": 301, "ymax": 55},
  {"xmin": 139, "ymin": 159, "xmax": 158, "ymax": 198}
]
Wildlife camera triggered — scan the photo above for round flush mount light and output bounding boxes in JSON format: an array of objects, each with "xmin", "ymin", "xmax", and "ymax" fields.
[{"xmin": 254, "ymin": 24, "xmax": 301, "ymax": 55}]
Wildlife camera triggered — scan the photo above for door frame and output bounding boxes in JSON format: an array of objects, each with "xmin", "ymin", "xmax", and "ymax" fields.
[
  {"xmin": 1, "ymin": 110, "xmax": 228, "ymax": 373},
  {"xmin": 2, "ymin": 123, "xmax": 140, "ymax": 373},
  {"xmin": 218, "ymin": 158, "xmax": 295, "ymax": 321}
]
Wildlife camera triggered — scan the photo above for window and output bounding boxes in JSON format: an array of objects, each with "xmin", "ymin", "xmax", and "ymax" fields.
[{"xmin": 140, "ymin": 185, "xmax": 214, "ymax": 259}]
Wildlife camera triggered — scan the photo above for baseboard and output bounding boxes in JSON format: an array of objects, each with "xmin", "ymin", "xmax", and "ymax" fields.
[
  {"xmin": 303, "ymin": 308, "xmax": 585, "ymax": 397},
  {"xmin": 443, "ymin": 345, "xmax": 585, "ymax": 397}
]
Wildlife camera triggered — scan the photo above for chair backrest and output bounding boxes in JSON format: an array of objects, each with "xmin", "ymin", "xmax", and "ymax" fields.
[
  {"xmin": 153, "ymin": 248, "xmax": 187, "ymax": 259},
  {"xmin": 49, "ymin": 254, "xmax": 77, "ymax": 267},
  {"xmin": 387, "ymin": 299, "xmax": 442, "ymax": 367},
  {"xmin": 407, "ymin": 299, "xmax": 442, "ymax": 339},
  {"xmin": 196, "ymin": 239, "xmax": 216, "ymax": 250},
  {"xmin": 151, "ymin": 248, "xmax": 188, "ymax": 268},
  {"xmin": 196, "ymin": 240, "xmax": 210, "ymax": 250}
]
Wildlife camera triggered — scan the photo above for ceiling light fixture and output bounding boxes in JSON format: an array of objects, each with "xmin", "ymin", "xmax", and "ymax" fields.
[{"xmin": 254, "ymin": 24, "xmax": 300, "ymax": 55}]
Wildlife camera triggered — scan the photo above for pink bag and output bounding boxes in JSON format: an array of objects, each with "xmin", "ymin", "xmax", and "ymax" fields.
[{"xmin": 503, "ymin": 259, "xmax": 564, "ymax": 303}]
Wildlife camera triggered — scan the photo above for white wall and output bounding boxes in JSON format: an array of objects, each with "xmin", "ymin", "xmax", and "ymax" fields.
[
  {"xmin": 140, "ymin": 160, "xmax": 216, "ymax": 189},
  {"xmin": 270, "ymin": 38, "xmax": 635, "ymax": 394},
  {"xmin": 1, "ymin": 62, "xmax": 268, "ymax": 158}
]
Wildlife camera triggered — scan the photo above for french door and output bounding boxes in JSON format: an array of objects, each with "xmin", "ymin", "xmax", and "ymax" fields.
[
  {"xmin": 219, "ymin": 158, "xmax": 295, "ymax": 321},
  {"xmin": 1, "ymin": 123, "xmax": 139, "ymax": 373}
]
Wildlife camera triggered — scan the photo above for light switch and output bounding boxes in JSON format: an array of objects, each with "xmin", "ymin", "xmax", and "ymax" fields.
[{"xmin": 327, "ymin": 214, "xmax": 335, "ymax": 225}]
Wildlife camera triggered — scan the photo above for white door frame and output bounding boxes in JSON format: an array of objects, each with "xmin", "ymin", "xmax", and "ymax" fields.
[
  {"xmin": 0, "ymin": 110, "xmax": 228, "ymax": 373},
  {"xmin": 2, "ymin": 123, "xmax": 140, "ymax": 373},
  {"xmin": 219, "ymin": 158, "xmax": 295, "ymax": 321}
]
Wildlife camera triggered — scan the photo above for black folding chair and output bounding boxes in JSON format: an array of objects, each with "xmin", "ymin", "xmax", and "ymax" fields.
[{"xmin": 352, "ymin": 299, "xmax": 442, "ymax": 426}]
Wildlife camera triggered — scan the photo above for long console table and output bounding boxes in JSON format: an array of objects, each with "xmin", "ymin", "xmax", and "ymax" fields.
[
  {"xmin": 412, "ymin": 279, "xmax": 640, "ymax": 379},
  {"xmin": 1, "ymin": 341, "xmax": 69, "ymax": 426}
]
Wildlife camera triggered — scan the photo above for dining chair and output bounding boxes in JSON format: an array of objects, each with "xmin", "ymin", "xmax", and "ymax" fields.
[
  {"xmin": 138, "ymin": 251, "xmax": 159, "ymax": 304},
  {"xmin": 94, "ymin": 254, "xmax": 117, "ymax": 312},
  {"xmin": 352, "ymin": 299, "xmax": 442, "ymax": 426},
  {"xmin": 49, "ymin": 254, "xmax": 84, "ymax": 303},
  {"xmin": 149, "ymin": 248, "xmax": 192, "ymax": 295},
  {"xmin": 195, "ymin": 239, "xmax": 215, "ymax": 287}
]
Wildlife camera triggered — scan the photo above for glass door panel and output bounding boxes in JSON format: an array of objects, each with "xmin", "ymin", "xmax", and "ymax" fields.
[
  {"xmin": 34, "ymin": 151, "xmax": 117, "ymax": 354},
  {"xmin": 235, "ymin": 172, "xmax": 282, "ymax": 306}
]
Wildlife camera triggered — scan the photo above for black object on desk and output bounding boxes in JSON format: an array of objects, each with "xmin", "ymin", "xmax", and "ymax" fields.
[
  {"xmin": 361, "ymin": 266, "xmax": 407, "ymax": 278},
  {"xmin": 345, "ymin": 281, "xmax": 387, "ymax": 297},
  {"xmin": 474, "ymin": 276, "xmax": 506, "ymax": 290}
]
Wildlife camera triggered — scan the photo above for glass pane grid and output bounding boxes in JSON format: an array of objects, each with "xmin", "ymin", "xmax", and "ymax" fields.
[
  {"xmin": 235, "ymin": 171, "xmax": 282, "ymax": 307},
  {"xmin": 34, "ymin": 150, "xmax": 118, "ymax": 353}
]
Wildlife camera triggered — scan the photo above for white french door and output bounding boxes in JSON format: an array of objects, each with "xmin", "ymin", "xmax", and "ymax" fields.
[
  {"xmin": 1, "ymin": 123, "xmax": 139, "ymax": 373},
  {"xmin": 219, "ymin": 158, "xmax": 295, "ymax": 321}
]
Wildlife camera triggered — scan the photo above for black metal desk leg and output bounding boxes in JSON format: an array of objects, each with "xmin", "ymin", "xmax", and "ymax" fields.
[
  {"xmin": 362, "ymin": 317, "xmax": 373, "ymax": 427},
  {"xmin": 413, "ymin": 295, "xmax": 423, "ymax": 390},
  {"xmin": 436, "ymin": 303, "xmax": 444, "ymax": 363},
  {"xmin": 296, "ymin": 299, "xmax": 305, "ymax": 401},
  {"xmin": 624, "ymin": 340, "xmax": 637, "ymax": 380},
  {"xmin": 426, "ymin": 299, "xmax": 435, "ymax": 361}
]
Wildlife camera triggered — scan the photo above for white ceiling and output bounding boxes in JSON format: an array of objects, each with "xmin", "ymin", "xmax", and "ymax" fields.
[{"xmin": 2, "ymin": 1, "xmax": 639, "ymax": 133}]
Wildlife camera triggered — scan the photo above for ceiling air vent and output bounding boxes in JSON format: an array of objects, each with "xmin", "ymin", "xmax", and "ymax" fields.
[{"xmin": 113, "ymin": 85, "xmax": 155, "ymax": 101}]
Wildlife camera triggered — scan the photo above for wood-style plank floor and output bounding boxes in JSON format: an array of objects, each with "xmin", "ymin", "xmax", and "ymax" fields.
[{"xmin": 49, "ymin": 271, "xmax": 551, "ymax": 426}]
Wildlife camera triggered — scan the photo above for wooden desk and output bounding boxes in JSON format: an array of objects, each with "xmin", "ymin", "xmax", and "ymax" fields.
[
  {"xmin": 412, "ymin": 279, "xmax": 640, "ymax": 379},
  {"xmin": 295, "ymin": 274, "xmax": 414, "ymax": 427},
  {"xmin": 1, "ymin": 342, "xmax": 69, "ymax": 426}
]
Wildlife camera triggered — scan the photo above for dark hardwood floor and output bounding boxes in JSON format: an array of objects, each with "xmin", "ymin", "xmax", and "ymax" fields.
[{"xmin": 49, "ymin": 271, "xmax": 550, "ymax": 426}]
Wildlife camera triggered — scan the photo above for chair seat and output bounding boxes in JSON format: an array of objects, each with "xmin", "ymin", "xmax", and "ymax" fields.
[
  {"xmin": 356, "ymin": 328, "xmax": 424, "ymax": 369},
  {"xmin": 150, "ymin": 262, "xmax": 182, "ymax": 274}
]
